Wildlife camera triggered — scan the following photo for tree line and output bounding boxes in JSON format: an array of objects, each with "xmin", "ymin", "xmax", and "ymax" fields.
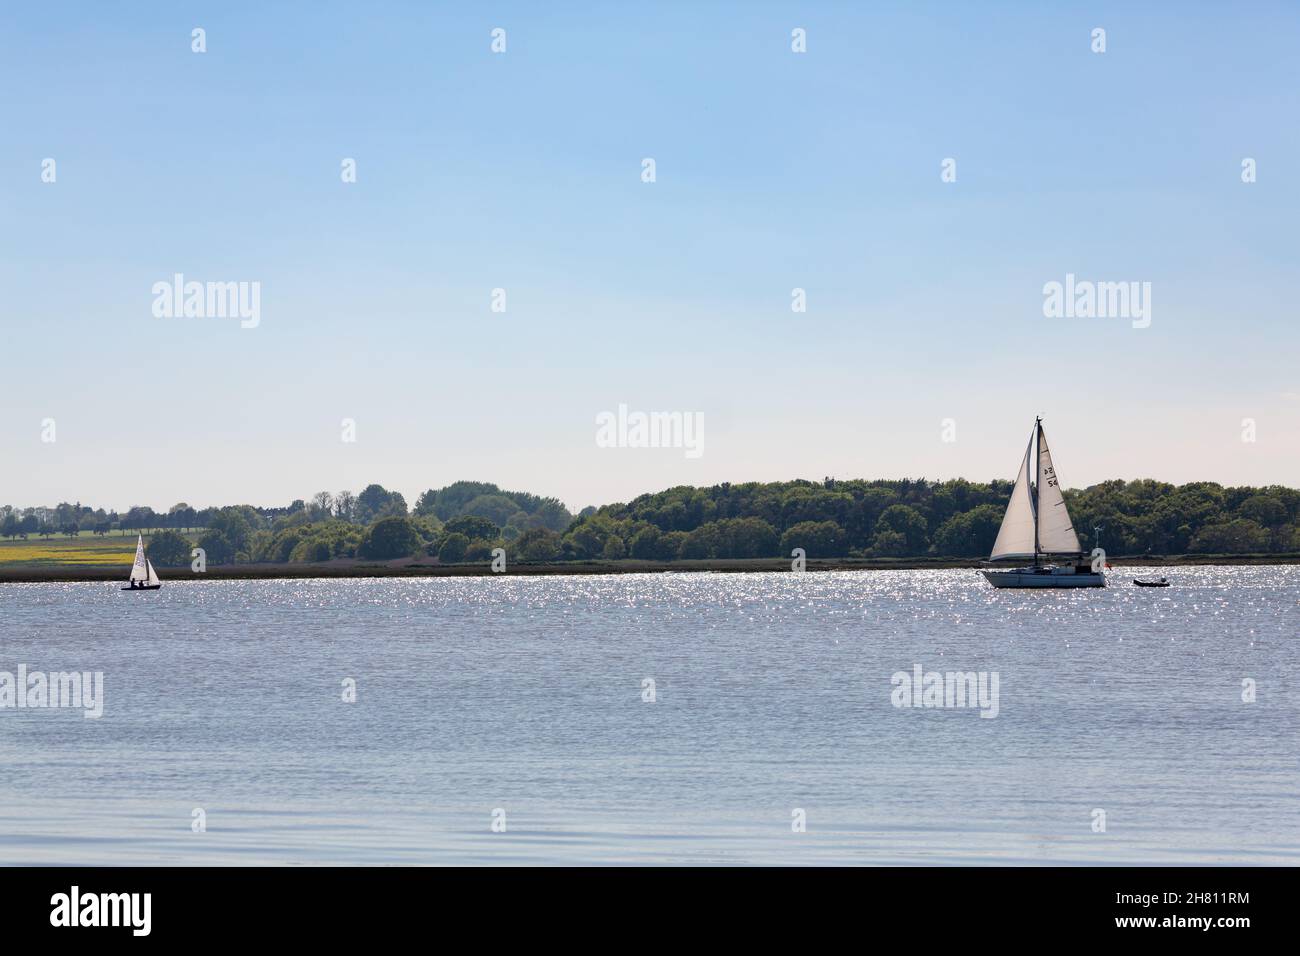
[
  {"xmin": 4, "ymin": 477, "xmax": 1299, "ymax": 567},
  {"xmin": 548, "ymin": 478, "xmax": 1300, "ymax": 562}
]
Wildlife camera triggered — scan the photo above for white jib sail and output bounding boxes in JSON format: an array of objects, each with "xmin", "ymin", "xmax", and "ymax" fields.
[
  {"xmin": 145, "ymin": 558, "xmax": 160, "ymax": 587},
  {"xmin": 129, "ymin": 535, "xmax": 149, "ymax": 583},
  {"xmin": 989, "ymin": 434, "xmax": 1037, "ymax": 560},
  {"xmin": 1035, "ymin": 423, "xmax": 1081, "ymax": 554}
]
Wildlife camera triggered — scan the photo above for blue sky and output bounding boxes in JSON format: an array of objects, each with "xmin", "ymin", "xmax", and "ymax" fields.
[{"xmin": 2, "ymin": 1, "xmax": 1298, "ymax": 512}]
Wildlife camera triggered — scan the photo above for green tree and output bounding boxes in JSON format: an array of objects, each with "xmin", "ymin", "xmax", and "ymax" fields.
[
  {"xmin": 779, "ymin": 520, "xmax": 848, "ymax": 558},
  {"xmin": 168, "ymin": 502, "xmax": 197, "ymax": 530},
  {"xmin": 358, "ymin": 516, "xmax": 422, "ymax": 560},
  {"xmin": 657, "ymin": 530, "xmax": 688, "ymax": 560},
  {"xmin": 628, "ymin": 526, "xmax": 662, "ymax": 560},
  {"xmin": 679, "ymin": 518, "xmax": 778, "ymax": 559},
  {"xmin": 1189, "ymin": 519, "xmax": 1270, "ymax": 554},
  {"xmin": 208, "ymin": 506, "xmax": 260, "ymax": 554},
  {"xmin": 415, "ymin": 481, "xmax": 503, "ymax": 520},
  {"xmin": 870, "ymin": 529, "xmax": 909, "ymax": 556},
  {"xmin": 465, "ymin": 538, "xmax": 496, "ymax": 562},
  {"xmin": 356, "ymin": 484, "xmax": 407, "ymax": 523},
  {"xmin": 437, "ymin": 532, "xmax": 470, "ymax": 563},
  {"xmin": 124, "ymin": 506, "xmax": 157, "ymax": 533},
  {"xmin": 258, "ymin": 525, "xmax": 307, "ymax": 562},
  {"xmin": 875, "ymin": 504, "xmax": 928, "ymax": 553},
  {"xmin": 414, "ymin": 482, "xmax": 574, "ymax": 531},
  {"xmin": 513, "ymin": 528, "xmax": 562, "ymax": 562},
  {"xmin": 931, "ymin": 504, "xmax": 1003, "ymax": 557},
  {"xmin": 459, "ymin": 494, "xmax": 521, "ymax": 528},
  {"xmin": 289, "ymin": 538, "xmax": 334, "ymax": 563},
  {"xmin": 409, "ymin": 514, "xmax": 444, "ymax": 544},
  {"xmin": 444, "ymin": 514, "xmax": 500, "ymax": 541},
  {"xmin": 1239, "ymin": 494, "xmax": 1287, "ymax": 528},
  {"xmin": 198, "ymin": 530, "xmax": 235, "ymax": 565},
  {"xmin": 563, "ymin": 514, "xmax": 620, "ymax": 559},
  {"xmin": 501, "ymin": 510, "xmax": 532, "ymax": 540},
  {"xmin": 309, "ymin": 492, "xmax": 334, "ymax": 520},
  {"xmin": 148, "ymin": 530, "xmax": 193, "ymax": 567},
  {"xmin": 286, "ymin": 523, "xmax": 360, "ymax": 562},
  {"xmin": 529, "ymin": 498, "xmax": 574, "ymax": 532}
]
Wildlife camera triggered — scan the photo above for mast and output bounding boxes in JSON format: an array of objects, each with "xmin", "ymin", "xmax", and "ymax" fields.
[{"xmin": 1032, "ymin": 417, "xmax": 1041, "ymax": 566}]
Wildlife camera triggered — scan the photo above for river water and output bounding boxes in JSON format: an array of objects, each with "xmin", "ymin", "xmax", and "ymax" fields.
[{"xmin": 1, "ymin": 567, "xmax": 1296, "ymax": 864}]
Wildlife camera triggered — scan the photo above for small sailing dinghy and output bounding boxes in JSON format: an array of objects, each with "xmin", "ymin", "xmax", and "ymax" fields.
[
  {"xmin": 981, "ymin": 418, "xmax": 1105, "ymax": 588},
  {"xmin": 122, "ymin": 535, "xmax": 162, "ymax": 591}
]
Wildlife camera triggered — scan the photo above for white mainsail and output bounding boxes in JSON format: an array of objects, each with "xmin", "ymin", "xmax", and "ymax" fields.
[
  {"xmin": 1035, "ymin": 422, "xmax": 1082, "ymax": 555},
  {"xmin": 989, "ymin": 435, "xmax": 1037, "ymax": 560},
  {"xmin": 129, "ymin": 535, "xmax": 149, "ymax": 583}
]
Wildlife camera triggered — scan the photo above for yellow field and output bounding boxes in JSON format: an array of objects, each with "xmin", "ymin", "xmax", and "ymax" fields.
[{"xmin": 0, "ymin": 535, "xmax": 147, "ymax": 567}]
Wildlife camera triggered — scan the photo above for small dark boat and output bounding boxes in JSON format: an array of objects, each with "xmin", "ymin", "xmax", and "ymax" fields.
[{"xmin": 1133, "ymin": 578, "xmax": 1169, "ymax": 588}]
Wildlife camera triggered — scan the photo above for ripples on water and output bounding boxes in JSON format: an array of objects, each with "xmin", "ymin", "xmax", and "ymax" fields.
[{"xmin": 1, "ymin": 567, "xmax": 1297, "ymax": 864}]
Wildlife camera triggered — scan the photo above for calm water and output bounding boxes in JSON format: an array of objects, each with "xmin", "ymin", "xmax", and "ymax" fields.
[{"xmin": 1, "ymin": 567, "xmax": 1297, "ymax": 865}]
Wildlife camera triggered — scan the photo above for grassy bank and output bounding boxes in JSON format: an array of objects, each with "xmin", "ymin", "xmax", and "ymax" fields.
[
  {"xmin": 1, "ymin": 552, "xmax": 1297, "ymax": 583},
  {"xmin": 0, "ymin": 534, "xmax": 146, "ymax": 568}
]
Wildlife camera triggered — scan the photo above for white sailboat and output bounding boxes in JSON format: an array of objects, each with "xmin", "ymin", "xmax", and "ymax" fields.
[
  {"xmin": 122, "ymin": 535, "xmax": 162, "ymax": 591},
  {"xmin": 981, "ymin": 418, "xmax": 1104, "ymax": 588}
]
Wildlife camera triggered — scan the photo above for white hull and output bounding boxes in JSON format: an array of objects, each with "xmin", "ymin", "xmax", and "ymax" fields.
[{"xmin": 982, "ymin": 566, "xmax": 1105, "ymax": 588}]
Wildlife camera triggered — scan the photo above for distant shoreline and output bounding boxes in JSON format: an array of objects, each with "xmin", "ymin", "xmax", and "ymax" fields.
[{"xmin": 2, "ymin": 553, "xmax": 1297, "ymax": 584}]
